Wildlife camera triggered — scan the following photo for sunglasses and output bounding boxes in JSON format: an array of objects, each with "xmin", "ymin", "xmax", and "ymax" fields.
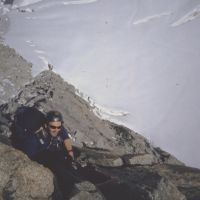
[{"xmin": 48, "ymin": 125, "xmax": 62, "ymax": 130}]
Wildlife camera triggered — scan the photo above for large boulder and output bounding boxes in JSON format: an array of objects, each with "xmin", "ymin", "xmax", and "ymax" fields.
[
  {"xmin": 70, "ymin": 181, "xmax": 105, "ymax": 200},
  {"xmin": 154, "ymin": 164, "xmax": 200, "ymax": 200},
  {"xmin": 95, "ymin": 165, "xmax": 186, "ymax": 200},
  {"xmin": 0, "ymin": 142, "xmax": 54, "ymax": 200}
]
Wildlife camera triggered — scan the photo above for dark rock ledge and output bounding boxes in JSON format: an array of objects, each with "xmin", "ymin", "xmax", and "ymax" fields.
[{"xmin": 0, "ymin": 44, "xmax": 200, "ymax": 200}]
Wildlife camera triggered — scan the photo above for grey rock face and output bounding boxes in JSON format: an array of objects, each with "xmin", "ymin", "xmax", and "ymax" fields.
[
  {"xmin": 70, "ymin": 181, "xmax": 105, "ymax": 200},
  {"xmin": 95, "ymin": 166, "xmax": 186, "ymax": 200},
  {"xmin": 0, "ymin": 142, "xmax": 54, "ymax": 200},
  {"xmin": 70, "ymin": 191, "xmax": 104, "ymax": 200},
  {"xmin": 0, "ymin": 44, "xmax": 32, "ymax": 105},
  {"xmin": 123, "ymin": 153, "xmax": 159, "ymax": 166},
  {"xmin": 154, "ymin": 164, "xmax": 200, "ymax": 200}
]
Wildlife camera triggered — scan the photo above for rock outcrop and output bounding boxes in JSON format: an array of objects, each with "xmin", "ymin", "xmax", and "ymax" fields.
[
  {"xmin": 0, "ymin": 142, "xmax": 54, "ymax": 200},
  {"xmin": 0, "ymin": 43, "xmax": 200, "ymax": 200},
  {"xmin": 0, "ymin": 43, "xmax": 32, "ymax": 105},
  {"xmin": 0, "ymin": 69, "xmax": 183, "ymax": 166}
]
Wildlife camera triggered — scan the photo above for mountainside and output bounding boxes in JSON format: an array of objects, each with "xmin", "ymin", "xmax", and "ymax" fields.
[
  {"xmin": 1, "ymin": 0, "xmax": 200, "ymax": 168},
  {"xmin": 0, "ymin": 44, "xmax": 200, "ymax": 200},
  {"xmin": 0, "ymin": 43, "xmax": 32, "ymax": 105}
]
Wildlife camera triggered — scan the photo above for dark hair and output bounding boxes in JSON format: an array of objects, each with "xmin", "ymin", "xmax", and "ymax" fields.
[{"xmin": 45, "ymin": 110, "xmax": 63, "ymax": 123}]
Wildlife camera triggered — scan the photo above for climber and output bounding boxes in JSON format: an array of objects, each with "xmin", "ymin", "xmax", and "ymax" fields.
[
  {"xmin": 12, "ymin": 107, "xmax": 76, "ymax": 199},
  {"xmin": 32, "ymin": 110, "xmax": 76, "ymax": 199},
  {"xmin": 35, "ymin": 110, "xmax": 74, "ymax": 161}
]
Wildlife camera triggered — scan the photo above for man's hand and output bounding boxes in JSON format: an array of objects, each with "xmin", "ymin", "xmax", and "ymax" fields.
[
  {"xmin": 64, "ymin": 138, "xmax": 74, "ymax": 160},
  {"xmin": 68, "ymin": 150, "xmax": 74, "ymax": 160}
]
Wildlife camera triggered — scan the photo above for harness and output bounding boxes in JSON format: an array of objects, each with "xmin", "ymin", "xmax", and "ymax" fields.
[{"xmin": 35, "ymin": 128, "xmax": 64, "ymax": 151}]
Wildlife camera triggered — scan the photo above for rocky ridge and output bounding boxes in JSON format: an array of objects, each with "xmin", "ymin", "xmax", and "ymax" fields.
[
  {"xmin": 0, "ymin": 43, "xmax": 32, "ymax": 105},
  {"xmin": 0, "ymin": 44, "xmax": 200, "ymax": 200}
]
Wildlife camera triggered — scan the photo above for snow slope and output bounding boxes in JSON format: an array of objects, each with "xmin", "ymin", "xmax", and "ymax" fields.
[{"xmin": 0, "ymin": 0, "xmax": 200, "ymax": 168}]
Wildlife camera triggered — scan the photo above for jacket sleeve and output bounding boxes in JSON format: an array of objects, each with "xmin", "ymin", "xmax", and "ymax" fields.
[{"xmin": 60, "ymin": 126, "xmax": 70, "ymax": 140}]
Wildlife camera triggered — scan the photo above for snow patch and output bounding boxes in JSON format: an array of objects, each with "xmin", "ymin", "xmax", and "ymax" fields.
[
  {"xmin": 12, "ymin": 0, "xmax": 43, "ymax": 8},
  {"xmin": 75, "ymin": 89, "xmax": 129, "ymax": 120},
  {"xmin": 133, "ymin": 12, "xmax": 172, "ymax": 25},
  {"xmin": 26, "ymin": 40, "xmax": 36, "ymax": 46},
  {"xmin": 171, "ymin": 5, "xmax": 200, "ymax": 27},
  {"xmin": 32, "ymin": 0, "xmax": 98, "ymax": 11},
  {"xmin": 26, "ymin": 40, "xmax": 32, "ymax": 43},
  {"xmin": 92, "ymin": 103, "xmax": 129, "ymax": 119},
  {"xmin": 63, "ymin": 0, "xmax": 98, "ymax": 6},
  {"xmin": 34, "ymin": 49, "xmax": 46, "ymax": 54}
]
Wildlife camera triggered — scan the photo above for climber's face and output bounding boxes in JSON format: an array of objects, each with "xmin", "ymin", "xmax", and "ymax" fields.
[{"xmin": 47, "ymin": 121, "xmax": 62, "ymax": 137}]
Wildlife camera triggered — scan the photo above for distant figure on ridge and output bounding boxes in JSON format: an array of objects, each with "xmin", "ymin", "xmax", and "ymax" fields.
[{"xmin": 48, "ymin": 63, "xmax": 53, "ymax": 71}]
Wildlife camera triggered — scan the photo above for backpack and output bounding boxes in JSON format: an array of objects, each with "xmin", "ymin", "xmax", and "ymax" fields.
[{"xmin": 11, "ymin": 106, "xmax": 46, "ymax": 149}]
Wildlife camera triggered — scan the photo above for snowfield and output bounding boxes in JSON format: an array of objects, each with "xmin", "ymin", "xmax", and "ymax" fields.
[{"xmin": 0, "ymin": 0, "xmax": 200, "ymax": 168}]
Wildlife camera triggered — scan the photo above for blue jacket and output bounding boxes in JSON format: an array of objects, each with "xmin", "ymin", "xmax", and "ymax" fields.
[{"xmin": 20, "ymin": 126, "xmax": 69, "ymax": 158}]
